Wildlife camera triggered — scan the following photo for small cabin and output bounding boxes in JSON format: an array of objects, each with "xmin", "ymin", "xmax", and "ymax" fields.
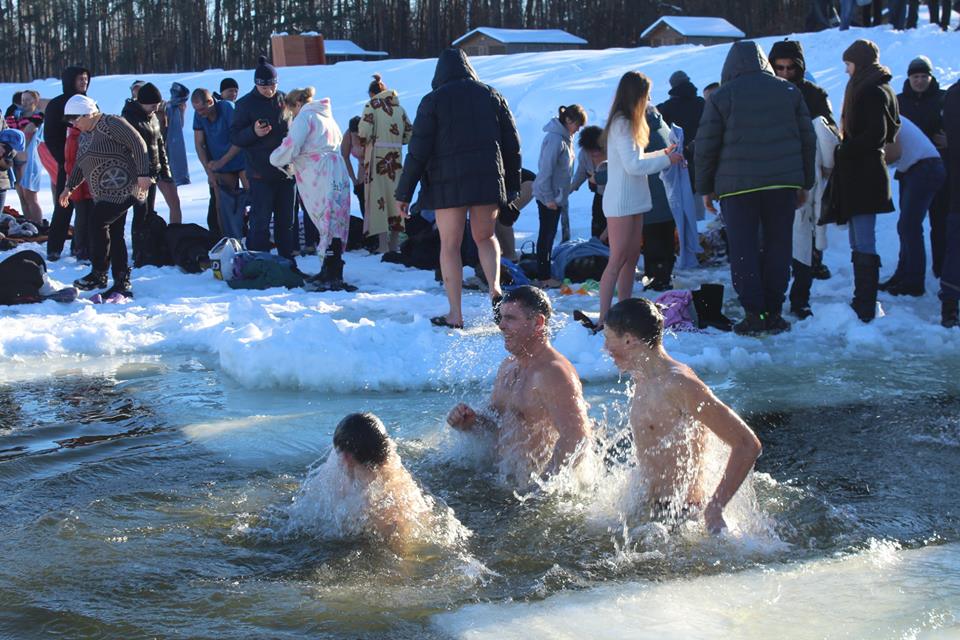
[
  {"xmin": 452, "ymin": 27, "xmax": 587, "ymax": 57},
  {"xmin": 640, "ymin": 16, "xmax": 745, "ymax": 48},
  {"xmin": 270, "ymin": 33, "xmax": 389, "ymax": 67}
]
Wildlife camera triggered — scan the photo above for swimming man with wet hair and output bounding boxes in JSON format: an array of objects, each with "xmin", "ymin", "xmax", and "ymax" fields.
[
  {"xmin": 603, "ymin": 298, "xmax": 762, "ymax": 533},
  {"xmin": 447, "ymin": 285, "xmax": 593, "ymax": 485},
  {"xmin": 332, "ymin": 412, "xmax": 436, "ymax": 544}
]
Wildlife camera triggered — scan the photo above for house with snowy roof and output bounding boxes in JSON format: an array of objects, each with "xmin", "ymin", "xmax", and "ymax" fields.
[
  {"xmin": 270, "ymin": 33, "xmax": 388, "ymax": 66},
  {"xmin": 453, "ymin": 27, "xmax": 587, "ymax": 56},
  {"xmin": 641, "ymin": 16, "xmax": 745, "ymax": 47}
]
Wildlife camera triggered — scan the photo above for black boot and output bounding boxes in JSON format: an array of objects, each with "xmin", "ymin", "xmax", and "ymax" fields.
[
  {"xmin": 74, "ymin": 269, "xmax": 108, "ymax": 291},
  {"xmin": 733, "ymin": 311, "xmax": 766, "ymax": 336},
  {"xmin": 764, "ymin": 311, "xmax": 792, "ymax": 334},
  {"xmin": 943, "ymin": 299, "xmax": 959, "ymax": 328},
  {"xmin": 105, "ymin": 270, "xmax": 133, "ymax": 299},
  {"xmin": 692, "ymin": 283, "xmax": 734, "ymax": 331},
  {"xmin": 811, "ymin": 248, "xmax": 831, "ymax": 280},
  {"xmin": 851, "ymin": 251, "xmax": 881, "ymax": 323},
  {"xmin": 789, "ymin": 259, "xmax": 814, "ymax": 319}
]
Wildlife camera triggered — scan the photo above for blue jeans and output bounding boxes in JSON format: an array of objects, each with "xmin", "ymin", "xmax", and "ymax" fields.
[
  {"xmin": 839, "ymin": 0, "xmax": 858, "ymax": 28},
  {"xmin": 247, "ymin": 178, "xmax": 296, "ymax": 258},
  {"xmin": 721, "ymin": 188, "xmax": 795, "ymax": 315},
  {"xmin": 941, "ymin": 210, "xmax": 960, "ymax": 302},
  {"xmin": 895, "ymin": 158, "xmax": 946, "ymax": 286},
  {"xmin": 848, "ymin": 214, "xmax": 877, "ymax": 254}
]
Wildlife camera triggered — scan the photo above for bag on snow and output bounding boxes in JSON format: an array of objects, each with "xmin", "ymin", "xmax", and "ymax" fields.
[
  {"xmin": 209, "ymin": 237, "xmax": 244, "ymax": 281},
  {"xmin": 133, "ymin": 211, "xmax": 171, "ymax": 268},
  {"xmin": 0, "ymin": 250, "xmax": 45, "ymax": 305},
  {"xmin": 165, "ymin": 223, "xmax": 219, "ymax": 273}
]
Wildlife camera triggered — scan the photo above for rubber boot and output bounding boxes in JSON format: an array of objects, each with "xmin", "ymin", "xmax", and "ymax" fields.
[
  {"xmin": 789, "ymin": 259, "xmax": 814, "ymax": 319},
  {"xmin": 851, "ymin": 251, "xmax": 881, "ymax": 323},
  {"xmin": 692, "ymin": 283, "xmax": 733, "ymax": 331}
]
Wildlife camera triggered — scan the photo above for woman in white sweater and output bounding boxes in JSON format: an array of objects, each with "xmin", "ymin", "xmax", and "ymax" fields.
[{"xmin": 598, "ymin": 72, "xmax": 683, "ymax": 326}]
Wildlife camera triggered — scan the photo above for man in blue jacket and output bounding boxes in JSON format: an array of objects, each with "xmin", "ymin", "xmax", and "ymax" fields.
[
  {"xmin": 229, "ymin": 55, "xmax": 295, "ymax": 258},
  {"xmin": 696, "ymin": 41, "xmax": 816, "ymax": 336}
]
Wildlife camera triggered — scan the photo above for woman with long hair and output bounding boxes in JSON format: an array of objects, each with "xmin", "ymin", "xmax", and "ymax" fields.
[
  {"xmin": 269, "ymin": 87, "xmax": 354, "ymax": 291},
  {"xmin": 821, "ymin": 39, "xmax": 900, "ymax": 323},
  {"xmin": 597, "ymin": 72, "xmax": 683, "ymax": 328},
  {"xmin": 7, "ymin": 89, "xmax": 45, "ymax": 223}
]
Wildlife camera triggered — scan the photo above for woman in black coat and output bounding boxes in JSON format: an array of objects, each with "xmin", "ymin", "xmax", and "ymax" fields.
[
  {"xmin": 821, "ymin": 39, "xmax": 900, "ymax": 323},
  {"xmin": 395, "ymin": 48, "xmax": 522, "ymax": 329}
]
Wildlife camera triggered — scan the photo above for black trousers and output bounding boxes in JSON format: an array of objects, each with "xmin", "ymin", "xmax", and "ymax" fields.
[
  {"xmin": 91, "ymin": 198, "xmax": 136, "ymax": 278},
  {"xmin": 46, "ymin": 163, "xmax": 74, "ymax": 255},
  {"xmin": 536, "ymin": 200, "xmax": 561, "ymax": 280},
  {"xmin": 643, "ymin": 219, "xmax": 676, "ymax": 275},
  {"xmin": 590, "ymin": 192, "xmax": 606, "ymax": 239}
]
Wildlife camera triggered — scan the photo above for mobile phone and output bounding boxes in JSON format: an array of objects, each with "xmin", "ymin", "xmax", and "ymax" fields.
[{"xmin": 257, "ymin": 119, "xmax": 269, "ymax": 128}]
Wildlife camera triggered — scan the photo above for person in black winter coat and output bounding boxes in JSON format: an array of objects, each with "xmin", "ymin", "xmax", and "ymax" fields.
[
  {"xmin": 121, "ymin": 82, "xmax": 171, "ymax": 267},
  {"xmin": 395, "ymin": 48, "xmax": 522, "ymax": 329},
  {"xmin": 940, "ymin": 80, "xmax": 960, "ymax": 327},
  {"xmin": 656, "ymin": 70, "xmax": 704, "ymax": 187},
  {"xmin": 44, "ymin": 65, "xmax": 91, "ymax": 261},
  {"xmin": 895, "ymin": 55, "xmax": 950, "ymax": 281},
  {"xmin": 229, "ymin": 55, "xmax": 296, "ymax": 258},
  {"xmin": 821, "ymin": 39, "xmax": 900, "ymax": 323},
  {"xmin": 695, "ymin": 41, "xmax": 816, "ymax": 336}
]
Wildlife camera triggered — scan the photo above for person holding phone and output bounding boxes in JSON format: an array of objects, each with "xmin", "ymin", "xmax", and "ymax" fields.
[{"xmin": 229, "ymin": 55, "xmax": 295, "ymax": 258}]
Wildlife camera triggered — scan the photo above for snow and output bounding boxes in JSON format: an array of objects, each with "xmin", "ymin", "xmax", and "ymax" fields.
[
  {"xmin": 322, "ymin": 40, "xmax": 389, "ymax": 58},
  {"xmin": 641, "ymin": 16, "xmax": 747, "ymax": 39},
  {"xmin": 452, "ymin": 27, "xmax": 588, "ymax": 46},
  {"xmin": 1, "ymin": 21, "xmax": 958, "ymax": 394}
]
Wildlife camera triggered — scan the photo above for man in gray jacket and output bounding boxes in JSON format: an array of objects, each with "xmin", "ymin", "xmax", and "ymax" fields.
[{"xmin": 696, "ymin": 41, "xmax": 816, "ymax": 335}]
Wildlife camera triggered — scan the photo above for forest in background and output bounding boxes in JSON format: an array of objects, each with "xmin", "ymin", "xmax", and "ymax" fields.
[{"xmin": 1, "ymin": 0, "xmax": 808, "ymax": 83}]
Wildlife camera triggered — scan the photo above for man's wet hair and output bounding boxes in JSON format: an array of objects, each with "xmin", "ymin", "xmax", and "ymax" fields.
[
  {"xmin": 605, "ymin": 298, "xmax": 663, "ymax": 347},
  {"xmin": 578, "ymin": 125, "xmax": 603, "ymax": 151},
  {"xmin": 333, "ymin": 412, "xmax": 391, "ymax": 467},
  {"xmin": 502, "ymin": 285, "xmax": 552, "ymax": 320}
]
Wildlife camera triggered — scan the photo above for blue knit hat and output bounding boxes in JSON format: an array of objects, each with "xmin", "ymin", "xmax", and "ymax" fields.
[{"xmin": 254, "ymin": 55, "xmax": 278, "ymax": 86}]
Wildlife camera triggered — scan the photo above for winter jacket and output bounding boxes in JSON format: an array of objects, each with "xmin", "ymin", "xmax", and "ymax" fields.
[
  {"xmin": 64, "ymin": 126, "xmax": 91, "ymax": 202},
  {"xmin": 121, "ymin": 99, "xmax": 171, "ymax": 180},
  {"xmin": 656, "ymin": 81, "xmax": 705, "ymax": 148},
  {"xmin": 67, "ymin": 115, "xmax": 150, "ymax": 205},
  {"xmin": 768, "ymin": 39, "xmax": 836, "ymax": 127},
  {"xmin": 230, "ymin": 87, "xmax": 292, "ymax": 182},
  {"xmin": 165, "ymin": 102, "xmax": 191, "ymax": 186},
  {"xmin": 644, "ymin": 108, "xmax": 674, "ymax": 225},
  {"xmin": 269, "ymin": 99, "xmax": 351, "ymax": 252},
  {"xmin": 897, "ymin": 77, "xmax": 946, "ymax": 144},
  {"xmin": 695, "ymin": 41, "xmax": 816, "ymax": 199},
  {"xmin": 43, "ymin": 66, "xmax": 91, "ymax": 166},
  {"xmin": 821, "ymin": 69, "xmax": 900, "ymax": 224},
  {"xmin": 395, "ymin": 48, "xmax": 522, "ymax": 210},
  {"xmin": 942, "ymin": 81, "xmax": 960, "ymax": 213},
  {"xmin": 602, "ymin": 115, "xmax": 671, "ymax": 217},
  {"xmin": 532, "ymin": 117, "xmax": 575, "ymax": 208}
]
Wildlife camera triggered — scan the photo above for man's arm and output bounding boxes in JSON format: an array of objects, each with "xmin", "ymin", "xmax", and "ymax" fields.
[
  {"xmin": 340, "ymin": 135, "xmax": 358, "ymax": 183},
  {"xmin": 538, "ymin": 361, "xmax": 592, "ymax": 470},
  {"xmin": 681, "ymin": 375, "xmax": 761, "ymax": 533},
  {"xmin": 194, "ymin": 129, "xmax": 211, "ymax": 166}
]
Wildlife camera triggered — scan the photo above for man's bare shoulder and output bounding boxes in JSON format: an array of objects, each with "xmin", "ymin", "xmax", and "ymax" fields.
[{"xmin": 535, "ymin": 349, "xmax": 582, "ymax": 389}]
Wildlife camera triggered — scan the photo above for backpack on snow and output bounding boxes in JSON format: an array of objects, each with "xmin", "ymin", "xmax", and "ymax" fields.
[
  {"xmin": 0, "ymin": 250, "xmax": 45, "ymax": 305},
  {"xmin": 132, "ymin": 211, "xmax": 172, "ymax": 267},
  {"xmin": 165, "ymin": 223, "xmax": 219, "ymax": 273}
]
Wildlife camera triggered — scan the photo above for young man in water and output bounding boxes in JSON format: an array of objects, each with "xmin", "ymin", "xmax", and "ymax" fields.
[
  {"xmin": 603, "ymin": 298, "xmax": 762, "ymax": 533},
  {"xmin": 447, "ymin": 286, "xmax": 593, "ymax": 484},
  {"xmin": 332, "ymin": 412, "xmax": 434, "ymax": 545}
]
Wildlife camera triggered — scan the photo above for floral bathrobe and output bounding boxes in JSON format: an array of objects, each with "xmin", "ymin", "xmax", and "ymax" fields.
[
  {"xmin": 357, "ymin": 89, "xmax": 413, "ymax": 236},
  {"xmin": 269, "ymin": 98, "xmax": 351, "ymax": 254}
]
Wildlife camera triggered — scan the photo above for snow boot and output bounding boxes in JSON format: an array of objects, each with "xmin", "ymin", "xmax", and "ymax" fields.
[
  {"xmin": 733, "ymin": 312, "xmax": 767, "ymax": 336},
  {"xmin": 789, "ymin": 259, "xmax": 814, "ymax": 319},
  {"xmin": 692, "ymin": 283, "xmax": 733, "ymax": 331},
  {"xmin": 942, "ymin": 299, "xmax": 959, "ymax": 328},
  {"xmin": 811, "ymin": 248, "xmax": 831, "ymax": 280},
  {"xmin": 643, "ymin": 260, "xmax": 674, "ymax": 292},
  {"xmin": 851, "ymin": 251, "xmax": 881, "ymax": 323},
  {"xmin": 74, "ymin": 269, "xmax": 108, "ymax": 291},
  {"xmin": 763, "ymin": 312, "xmax": 792, "ymax": 334},
  {"xmin": 104, "ymin": 271, "xmax": 134, "ymax": 299},
  {"xmin": 885, "ymin": 280, "xmax": 925, "ymax": 297}
]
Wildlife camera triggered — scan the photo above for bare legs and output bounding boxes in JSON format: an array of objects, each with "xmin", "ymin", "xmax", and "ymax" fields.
[
  {"xmin": 157, "ymin": 180, "xmax": 182, "ymax": 224},
  {"xmin": 435, "ymin": 204, "xmax": 502, "ymax": 326},
  {"xmin": 598, "ymin": 213, "xmax": 644, "ymax": 326},
  {"xmin": 15, "ymin": 185, "xmax": 42, "ymax": 223}
]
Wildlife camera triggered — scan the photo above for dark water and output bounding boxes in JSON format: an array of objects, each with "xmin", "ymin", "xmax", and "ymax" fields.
[{"xmin": 0, "ymin": 354, "xmax": 958, "ymax": 639}]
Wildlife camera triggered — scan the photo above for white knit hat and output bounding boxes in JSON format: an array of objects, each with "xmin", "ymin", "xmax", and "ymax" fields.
[{"xmin": 64, "ymin": 94, "xmax": 98, "ymax": 116}]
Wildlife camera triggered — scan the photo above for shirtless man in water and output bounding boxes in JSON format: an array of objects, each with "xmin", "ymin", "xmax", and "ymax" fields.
[
  {"xmin": 603, "ymin": 298, "xmax": 762, "ymax": 533},
  {"xmin": 447, "ymin": 286, "xmax": 592, "ymax": 484}
]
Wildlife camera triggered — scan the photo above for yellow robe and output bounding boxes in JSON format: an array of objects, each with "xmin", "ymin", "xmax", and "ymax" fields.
[{"xmin": 358, "ymin": 90, "xmax": 413, "ymax": 236}]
